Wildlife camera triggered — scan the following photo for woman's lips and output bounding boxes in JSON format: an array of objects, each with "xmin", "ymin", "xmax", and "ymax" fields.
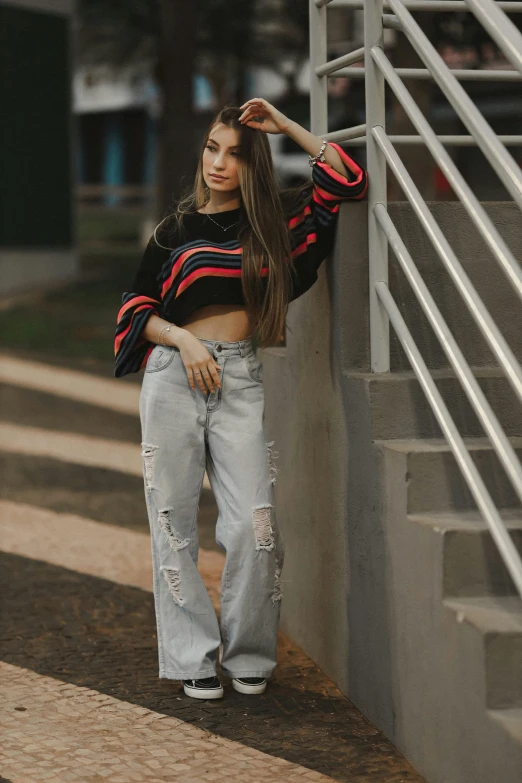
[{"xmin": 209, "ymin": 173, "xmax": 226, "ymax": 180}]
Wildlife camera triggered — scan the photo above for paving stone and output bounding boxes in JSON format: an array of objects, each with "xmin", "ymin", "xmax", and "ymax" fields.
[
  {"xmin": 0, "ymin": 365, "xmax": 426, "ymax": 783},
  {"xmin": 0, "ymin": 664, "xmax": 337, "ymax": 783}
]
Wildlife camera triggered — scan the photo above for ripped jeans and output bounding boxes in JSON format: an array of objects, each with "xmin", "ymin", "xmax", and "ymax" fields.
[{"xmin": 139, "ymin": 336, "xmax": 285, "ymax": 681}]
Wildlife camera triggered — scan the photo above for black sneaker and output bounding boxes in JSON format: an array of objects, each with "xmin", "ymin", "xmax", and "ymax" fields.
[
  {"xmin": 183, "ymin": 676, "xmax": 224, "ymax": 699},
  {"xmin": 232, "ymin": 677, "xmax": 267, "ymax": 694}
]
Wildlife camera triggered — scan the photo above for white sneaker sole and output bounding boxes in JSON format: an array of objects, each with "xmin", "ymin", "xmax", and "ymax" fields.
[
  {"xmin": 232, "ymin": 678, "xmax": 267, "ymax": 694},
  {"xmin": 183, "ymin": 683, "xmax": 224, "ymax": 699}
]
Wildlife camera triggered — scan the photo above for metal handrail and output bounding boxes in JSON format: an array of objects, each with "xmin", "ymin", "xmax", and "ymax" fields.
[
  {"xmin": 370, "ymin": 45, "xmax": 522, "ymax": 305},
  {"xmin": 330, "ymin": 134, "xmax": 522, "ymax": 146},
  {"xmin": 315, "ymin": 47, "xmax": 365, "ymax": 75},
  {"xmin": 388, "ymin": 0, "xmax": 522, "ymax": 207},
  {"xmin": 309, "ymin": 0, "xmax": 522, "ymax": 598},
  {"xmin": 374, "ymin": 201, "xmax": 522, "ymax": 510},
  {"xmin": 465, "ymin": 0, "xmax": 522, "ymax": 74},
  {"xmin": 373, "ymin": 127, "xmax": 522, "ymax": 588},
  {"xmin": 376, "ymin": 280, "xmax": 522, "ymax": 598},
  {"xmin": 328, "ymin": 68, "xmax": 522, "ymax": 81},
  {"xmin": 322, "ymin": 0, "xmax": 522, "ymax": 10}
]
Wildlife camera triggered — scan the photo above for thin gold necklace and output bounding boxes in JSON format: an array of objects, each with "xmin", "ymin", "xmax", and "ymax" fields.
[{"xmin": 204, "ymin": 213, "xmax": 239, "ymax": 231}]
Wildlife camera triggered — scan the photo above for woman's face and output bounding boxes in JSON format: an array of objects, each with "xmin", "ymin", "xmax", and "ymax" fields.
[{"xmin": 202, "ymin": 123, "xmax": 242, "ymax": 194}]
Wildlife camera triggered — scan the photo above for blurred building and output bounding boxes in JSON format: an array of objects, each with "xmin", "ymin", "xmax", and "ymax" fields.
[
  {"xmin": 74, "ymin": 62, "xmax": 160, "ymax": 210},
  {"xmin": 0, "ymin": 0, "xmax": 77, "ymax": 296}
]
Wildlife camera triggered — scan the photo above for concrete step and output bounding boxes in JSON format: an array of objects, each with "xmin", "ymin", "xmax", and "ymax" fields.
[
  {"xmin": 339, "ymin": 202, "xmax": 522, "ymax": 374},
  {"xmin": 345, "ymin": 368, "xmax": 522, "ymax": 440},
  {"xmin": 387, "ymin": 203, "xmax": 522, "ymax": 372},
  {"xmin": 408, "ymin": 509, "xmax": 522, "ymax": 598},
  {"xmin": 376, "ymin": 437, "xmax": 522, "ymax": 512},
  {"xmin": 444, "ymin": 596, "xmax": 522, "ymax": 710},
  {"xmin": 490, "ymin": 708, "xmax": 522, "ymax": 744}
]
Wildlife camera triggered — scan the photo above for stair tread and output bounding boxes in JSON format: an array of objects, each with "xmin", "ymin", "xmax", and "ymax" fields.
[
  {"xmin": 345, "ymin": 367, "xmax": 510, "ymax": 381},
  {"xmin": 375, "ymin": 436, "xmax": 522, "ymax": 453},
  {"xmin": 408, "ymin": 509, "xmax": 522, "ymax": 532},
  {"xmin": 260, "ymin": 346, "xmax": 286, "ymax": 358},
  {"xmin": 444, "ymin": 596, "xmax": 522, "ymax": 633},
  {"xmin": 488, "ymin": 708, "xmax": 522, "ymax": 742}
]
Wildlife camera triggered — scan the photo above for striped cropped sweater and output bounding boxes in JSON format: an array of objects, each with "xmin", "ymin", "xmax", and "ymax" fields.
[{"xmin": 114, "ymin": 142, "xmax": 368, "ymax": 377}]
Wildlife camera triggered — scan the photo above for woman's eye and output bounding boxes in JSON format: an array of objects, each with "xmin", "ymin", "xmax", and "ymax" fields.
[{"xmin": 206, "ymin": 145, "xmax": 239, "ymax": 156}]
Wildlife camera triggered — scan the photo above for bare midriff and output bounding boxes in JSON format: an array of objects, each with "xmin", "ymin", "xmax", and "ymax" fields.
[{"xmin": 179, "ymin": 304, "xmax": 255, "ymax": 342}]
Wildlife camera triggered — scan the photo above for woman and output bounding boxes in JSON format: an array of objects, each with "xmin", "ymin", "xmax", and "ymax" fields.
[{"xmin": 114, "ymin": 98, "xmax": 368, "ymax": 701}]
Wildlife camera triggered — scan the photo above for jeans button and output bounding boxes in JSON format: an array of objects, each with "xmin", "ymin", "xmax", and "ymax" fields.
[{"xmin": 216, "ymin": 345, "xmax": 222, "ymax": 352}]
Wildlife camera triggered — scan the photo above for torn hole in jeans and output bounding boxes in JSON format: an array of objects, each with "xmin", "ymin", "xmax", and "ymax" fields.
[
  {"xmin": 272, "ymin": 560, "xmax": 283, "ymax": 604},
  {"xmin": 160, "ymin": 566, "xmax": 184, "ymax": 607},
  {"xmin": 158, "ymin": 509, "xmax": 190, "ymax": 552},
  {"xmin": 252, "ymin": 504, "xmax": 275, "ymax": 552},
  {"xmin": 141, "ymin": 442, "xmax": 158, "ymax": 491},
  {"xmin": 266, "ymin": 440, "xmax": 280, "ymax": 485}
]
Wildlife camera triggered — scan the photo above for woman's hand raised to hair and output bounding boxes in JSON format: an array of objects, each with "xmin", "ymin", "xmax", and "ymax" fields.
[{"xmin": 238, "ymin": 98, "xmax": 292, "ymax": 135}]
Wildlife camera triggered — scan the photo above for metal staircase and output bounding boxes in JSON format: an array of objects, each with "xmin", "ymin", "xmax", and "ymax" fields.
[{"xmin": 308, "ymin": 2, "xmax": 522, "ymax": 779}]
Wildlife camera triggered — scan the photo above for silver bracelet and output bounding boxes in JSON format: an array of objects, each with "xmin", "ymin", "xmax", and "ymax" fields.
[
  {"xmin": 158, "ymin": 324, "xmax": 172, "ymax": 346},
  {"xmin": 309, "ymin": 139, "xmax": 328, "ymax": 167}
]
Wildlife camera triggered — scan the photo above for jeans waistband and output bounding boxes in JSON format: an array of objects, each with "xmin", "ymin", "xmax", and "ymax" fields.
[{"xmin": 197, "ymin": 336, "xmax": 254, "ymax": 357}]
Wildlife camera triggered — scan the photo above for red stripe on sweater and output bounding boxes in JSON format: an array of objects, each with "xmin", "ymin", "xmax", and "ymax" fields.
[
  {"xmin": 288, "ymin": 205, "xmax": 312, "ymax": 230},
  {"xmin": 176, "ymin": 265, "xmax": 269, "ymax": 297},
  {"xmin": 161, "ymin": 245, "xmax": 242, "ymax": 297},
  {"xmin": 117, "ymin": 295, "xmax": 161, "ymax": 321},
  {"xmin": 291, "ymin": 232, "xmax": 317, "ymax": 259},
  {"xmin": 114, "ymin": 303, "xmax": 156, "ymax": 354},
  {"xmin": 325, "ymin": 142, "xmax": 366, "ymax": 180},
  {"xmin": 313, "ymin": 188, "xmax": 342, "ymax": 210}
]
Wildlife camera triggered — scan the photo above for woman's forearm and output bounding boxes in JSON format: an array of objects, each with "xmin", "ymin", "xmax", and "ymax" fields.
[
  {"xmin": 143, "ymin": 315, "xmax": 188, "ymax": 349},
  {"xmin": 283, "ymin": 120, "xmax": 356, "ymax": 179}
]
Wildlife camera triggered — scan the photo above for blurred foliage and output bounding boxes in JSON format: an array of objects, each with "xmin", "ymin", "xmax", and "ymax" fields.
[
  {"xmin": 77, "ymin": 210, "xmax": 142, "ymax": 246},
  {"xmin": 75, "ymin": 0, "xmax": 158, "ymax": 66},
  {"xmin": 432, "ymin": 9, "xmax": 521, "ymax": 56},
  {"xmin": 0, "ymin": 272, "xmax": 125, "ymax": 363},
  {"xmin": 76, "ymin": 0, "xmax": 310, "ymax": 105},
  {"xmin": 0, "ymin": 211, "xmax": 144, "ymax": 367}
]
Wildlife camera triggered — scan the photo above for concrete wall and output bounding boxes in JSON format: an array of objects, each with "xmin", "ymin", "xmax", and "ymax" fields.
[
  {"xmin": 260, "ymin": 199, "xmax": 370, "ymax": 693},
  {"xmin": 259, "ymin": 200, "xmax": 522, "ymax": 781}
]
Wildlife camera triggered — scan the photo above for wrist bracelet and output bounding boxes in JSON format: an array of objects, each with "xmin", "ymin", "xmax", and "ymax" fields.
[
  {"xmin": 158, "ymin": 324, "xmax": 172, "ymax": 346},
  {"xmin": 309, "ymin": 139, "xmax": 328, "ymax": 167}
]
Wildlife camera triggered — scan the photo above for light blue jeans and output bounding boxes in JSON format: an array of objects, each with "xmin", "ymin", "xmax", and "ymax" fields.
[{"xmin": 139, "ymin": 336, "xmax": 285, "ymax": 681}]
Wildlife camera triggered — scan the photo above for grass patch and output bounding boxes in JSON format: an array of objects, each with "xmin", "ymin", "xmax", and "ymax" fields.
[
  {"xmin": 0, "ymin": 250, "xmax": 141, "ymax": 363},
  {"xmin": 77, "ymin": 209, "xmax": 144, "ymax": 246}
]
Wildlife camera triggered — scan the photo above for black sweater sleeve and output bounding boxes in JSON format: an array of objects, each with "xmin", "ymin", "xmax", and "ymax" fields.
[
  {"xmin": 285, "ymin": 142, "xmax": 368, "ymax": 301},
  {"xmin": 114, "ymin": 230, "xmax": 174, "ymax": 378}
]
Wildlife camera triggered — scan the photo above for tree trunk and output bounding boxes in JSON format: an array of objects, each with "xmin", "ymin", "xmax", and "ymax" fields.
[{"xmin": 156, "ymin": 0, "xmax": 196, "ymax": 218}]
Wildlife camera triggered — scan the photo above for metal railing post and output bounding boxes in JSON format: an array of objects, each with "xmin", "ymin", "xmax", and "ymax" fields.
[
  {"xmin": 311, "ymin": 0, "xmax": 522, "ymax": 597},
  {"xmin": 364, "ymin": 0, "xmax": 390, "ymax": 371},
  {"xmin": 310, "ymin": 0, "xmax": 328, "ymax": 135}
]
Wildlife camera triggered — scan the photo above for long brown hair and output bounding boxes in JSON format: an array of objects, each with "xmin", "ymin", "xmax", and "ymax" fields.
[{"xmin": 155, "ymin": 105, "xmax": 313, "ymax": 347}]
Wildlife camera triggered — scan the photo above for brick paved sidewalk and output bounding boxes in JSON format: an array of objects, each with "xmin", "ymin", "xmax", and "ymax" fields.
[
  {"xmin": 1, "ymin": 662, "xmax": 332, "ymax": 783},
  {"xmin": 0, "ymin": 358, "xmax": 425, "ymax": 783}
]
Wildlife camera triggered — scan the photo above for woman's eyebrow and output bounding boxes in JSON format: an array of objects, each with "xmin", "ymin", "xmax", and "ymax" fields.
[{"xmin": 208, "ymin": 138, "xmax": 241, "ymax": 150}]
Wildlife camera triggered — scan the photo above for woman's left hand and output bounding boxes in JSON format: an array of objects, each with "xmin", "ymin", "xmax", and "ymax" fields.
[{"xmin": 238, "ymin": 98, "xmax": 291, "ymax": 135}]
